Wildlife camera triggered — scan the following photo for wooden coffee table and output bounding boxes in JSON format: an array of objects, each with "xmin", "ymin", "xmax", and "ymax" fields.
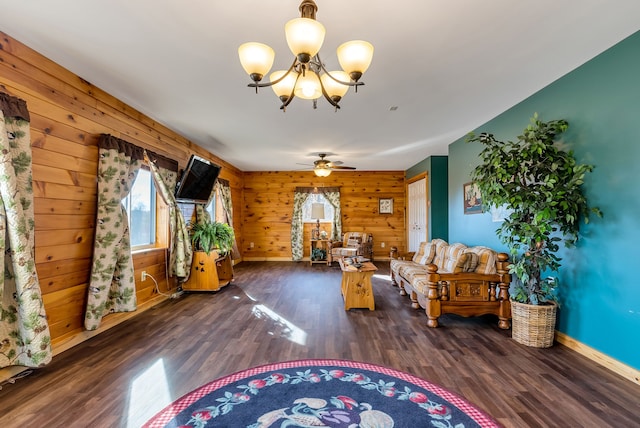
[{"xmin": 338, "ymin": 258, "xmax": 377, "ymax": 311}]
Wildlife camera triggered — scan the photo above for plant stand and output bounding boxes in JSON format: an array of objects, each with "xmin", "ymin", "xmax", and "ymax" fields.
[
  {"xmin": 511, "ymin": 300, "xmax": 557, "ymax": 348},
  {"xmin": 182, "ymin": 251, "xmax": 233, "ymax": 292}
]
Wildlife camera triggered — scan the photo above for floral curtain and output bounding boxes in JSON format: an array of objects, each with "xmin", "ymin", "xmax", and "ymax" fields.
[
  {"xmin": 0, "ymin": 93, "xmax": 52, "ymax": 369},
  {"xmin": 291, "ymin": 187, "xmax": 341, "ymax": 261},
  {"xmin": 216, "ymin": 178, "xmax": 239, "ymax": 258},
  {"xmin": 193, "ymin": 185, "xmax": 216, "ymax": 225},
  {"xmin": 145, "ymin": 150, "xmax": 192, "ymax": 280},
  {"xmin": 84, "ymin": 135, "xmax": 144, "ymax": 330},
  {"xmin": 322, "ymin": 188, "xmax": 342, "ymax": 241}
]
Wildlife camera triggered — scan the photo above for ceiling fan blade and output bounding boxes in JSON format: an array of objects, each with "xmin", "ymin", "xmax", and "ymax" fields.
[
  {"xmin": 330, "ymin": 160, "xmax": 344, "ymax": 166},
  {"xmin": 296, "ymin": 162, "xmax": 314, "ymax": 166},
  {"xmin": 331, "ymin": 165, "xmax": 356, "ymax": 170}
]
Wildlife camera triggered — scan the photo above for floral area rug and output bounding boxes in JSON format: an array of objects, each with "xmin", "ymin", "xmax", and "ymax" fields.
[{"xmin": 143, "ymin": 359, "xmax": 500, "ymax": 427}]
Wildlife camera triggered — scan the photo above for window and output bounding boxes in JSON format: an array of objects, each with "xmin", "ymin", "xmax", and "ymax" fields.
[
  {"xmin": 177, "ymin": 193, "xmax": 216, "ymax": 226},
  {"xmin": 206, "ymin": 194, "xmax": 216, "ymax": 220},
  {"xmin": 302, "ymin": 193, "xmax": 334, "ymax": 223},
  {"xmin": 123, "ymin": 168, "xmax": 156, "ymax": 247}
]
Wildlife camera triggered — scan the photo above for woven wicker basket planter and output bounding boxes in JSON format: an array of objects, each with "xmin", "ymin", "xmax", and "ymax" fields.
[{"xmin": 511, "ymin": 300, "xmax": 558, "ymax": 348}]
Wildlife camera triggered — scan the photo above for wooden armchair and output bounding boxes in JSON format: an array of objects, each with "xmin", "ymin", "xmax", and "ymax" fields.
[{"xmin": 327, "ymin": 232, "xmax": 373, "ymax": 265}]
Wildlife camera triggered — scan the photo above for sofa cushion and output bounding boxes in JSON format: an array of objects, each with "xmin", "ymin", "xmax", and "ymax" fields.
[
  {"xmin": 411, "ymin": 275, "xmax": 430, "ymax": 296},
  {"xmin": 344, "ymin": 232, "xmax": 367, "ymax": 247},
  {"xmin": 410, "ymin": 241, "xmax": 434, "ymax": 265},
  {"xmin": 467, "ymin": 246, "xmax": 497, "ymax": 274},
  {"xmin": 390, "ymin": 259, "xmax": 414, "ymax": 277},
  {"xmin": 411, "ymin": 242, "xmax": 428, "ymax": 263},
  {"xmin": 434, "ymin": 243, "xmax": 467, "ymax": 273},
  {"xmin": 431, "ymin": 240, "xmax": 448, "ymax": 269},
  {"xmin": 332, "ymin": 247, "xmax": 358, "ymax": 257},
  {"xmin": 462, "ymin": 250, "xmax": 479, "ymax": 272},
  {"xmin": 401, "ymin": 264, "xmax": 431, "ymax": 283}
]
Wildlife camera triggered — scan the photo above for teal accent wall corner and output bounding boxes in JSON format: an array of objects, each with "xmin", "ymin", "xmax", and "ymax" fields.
[
  {"xmin": 447, "ymin": 30, "xmax": 640, "ymax": 370},
  {"xmin": 430, "ymin": 156, "xmax": 448, "ymax": 240},
  {"xmin": 407, "ymin": 156, "xmax": 449, "ymax": 241}
]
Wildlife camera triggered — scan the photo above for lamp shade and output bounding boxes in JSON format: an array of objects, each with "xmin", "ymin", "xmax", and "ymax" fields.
[
  {"xmin": 270, "ymin": 70, "xmax": 298, "ymax": 98},
  {"xmin": 321, "ymin": 71, "xmax": 350, "ymax": 99},
  {"xmin": 294, "ymin": 72, "xmax": 322, "ymax": 100},
  {"xmin": 285, "ymin": 18, "xmax": 326, "ymax": 59},
  {"xmin": 314, "ymin": 167, "xmax": 332, "ymax": 177},
  {"xmin": 238, "ymin": 42, "xmax": 275, "ymax": 79},
  {"xmin": 337, "ymin": 40, "xmax": 374, "ymax": 78},
  {"xmin": 311, "ymin": 202, "xmax": 326, "ymax": 219}
]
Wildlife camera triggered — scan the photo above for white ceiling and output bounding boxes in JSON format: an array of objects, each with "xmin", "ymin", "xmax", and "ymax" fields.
[{"xmin": 1, "ymin": 1, "xmax": 639, "ymax": 172}]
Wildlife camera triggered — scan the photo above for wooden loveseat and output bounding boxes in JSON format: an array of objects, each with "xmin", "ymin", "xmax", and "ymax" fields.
[{"xmin": 390, "ymin": 239, "xmax": 511, "ymax": 329}]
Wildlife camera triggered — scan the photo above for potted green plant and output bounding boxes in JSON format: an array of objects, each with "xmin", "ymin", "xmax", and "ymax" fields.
[
  {"xmin": 311, "ymin": 247, "xmax": 327, "ymax": 261},
  {"xmin": 190, "ymin": 221, "xmax": 235, "ymax": 256},
  {"xmin": 467, "ymin": 114, "xmax": 601, "ymax": 347},
  {"xmin": 183, "ymin": 221, "xmax": 235, "ymax": 291}
]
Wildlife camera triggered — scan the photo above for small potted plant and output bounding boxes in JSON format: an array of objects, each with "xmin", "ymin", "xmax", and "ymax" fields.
[
  {"xmin": 190, "ymin": 221, "xmax": 235, "ymax": 257},
  {"xmin": 183, "ymin": 221, "xmax": 235, "ymax": 291},
  {"xmin": 468, "ymin": 114, "xmax": 601, "ymax": 347}
]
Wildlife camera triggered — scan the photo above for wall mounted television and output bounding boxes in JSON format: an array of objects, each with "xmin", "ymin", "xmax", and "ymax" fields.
[{"xmin": 174, "ymin": 155, "xmax": 222, "ymax": 204}]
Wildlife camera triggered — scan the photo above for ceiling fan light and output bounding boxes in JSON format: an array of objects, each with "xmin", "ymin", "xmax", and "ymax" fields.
[
  {"xmin": 337, "ymin": 40, "xmax": 374, "ymax": 81},
  {"xmin": 294, "ymin": 72, "xmax": 322, "ymax": 100},
  {"xmin": 321, "ymin": 71, "xmax": 350, "ymax": 99},
  {"xmin": 270, "ymin": 70, "xmax": 298, "ymax": 98},
  {"xmin": 285, "ymin": 18, "xmax": 326, "ymax": 60},
  {"xmin": 314, "ymin": 167, "xmax": 332, "ymax": 177},
  {"xmin": 238, "ymin": 42, "xmax": 275, "ymax": 81}
]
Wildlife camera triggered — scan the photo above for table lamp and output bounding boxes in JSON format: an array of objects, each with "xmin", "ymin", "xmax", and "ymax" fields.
[{"xmin": 311, "ymin": 203, "xmax": 325, "ymax": 240}]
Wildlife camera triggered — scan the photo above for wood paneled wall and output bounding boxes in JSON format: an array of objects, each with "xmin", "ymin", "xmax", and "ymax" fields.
[
  {"xmin": 242, "ymin": 171, "xmax": 406, "ymax": 260},
  {"xmin": 0, "ymin": 32, "xmax": 244, "ymax": 357},
  {"xmin": 0, "ymin": 30, "xmax": 407, "ymax": 382}
]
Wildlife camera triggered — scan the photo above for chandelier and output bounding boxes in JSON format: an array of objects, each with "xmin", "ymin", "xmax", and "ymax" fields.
[{"xmin": 238, "ymin": 0, "xmax": 374, "ymax": 111}]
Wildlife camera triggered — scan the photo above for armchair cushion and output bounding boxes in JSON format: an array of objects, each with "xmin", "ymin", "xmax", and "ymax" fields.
[{"xmin": 328, "ymin": 231, "xmax": 373, "ymax": 264}]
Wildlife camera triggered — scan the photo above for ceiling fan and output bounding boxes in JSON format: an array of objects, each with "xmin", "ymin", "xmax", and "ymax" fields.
[{"xmin": 300, "ymin": 153, "xmax": 356, "ymax": 177}]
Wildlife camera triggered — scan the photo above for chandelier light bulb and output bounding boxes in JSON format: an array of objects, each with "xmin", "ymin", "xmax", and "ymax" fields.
[
  {"xmin": 295, "ymin": 72, "xmax": 322, "ymax": 100},
  {"xmin": 270, "ymin": 70, "xmax": 298, "ymax": 99},
  {"xmin": 337, "ymin": 40, "xmax": 374, "ymax": 82},
  {"xmin": 285, "ymin": 18, "xmax": 326, "ymax": 62},
  {"xmin": 238, "ymin": 42, "xmax": 275, "ymax": 82},
  {"xmin": 321, "ymin": 71, "xmax": 350, "ymax": 100}
]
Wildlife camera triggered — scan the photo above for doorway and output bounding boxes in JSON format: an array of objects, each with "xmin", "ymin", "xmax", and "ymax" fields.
[{"xmin": 407, "ymin": 175, "xmax": 428, "ymax": 252}]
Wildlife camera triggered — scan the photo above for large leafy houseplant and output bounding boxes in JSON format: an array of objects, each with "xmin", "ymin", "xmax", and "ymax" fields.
[
  {"xmin": 467, "ymin": 114, "xmax": 601, "ymax": 305},
  {"xmin": 190, "ymin": 221, "xmax": 235, "ymax": 257}
]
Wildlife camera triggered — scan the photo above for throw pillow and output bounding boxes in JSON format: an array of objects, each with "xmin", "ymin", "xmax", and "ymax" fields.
[
  {"xmin": 417, "ymin": 241, "xmax": 437, "ymax": 265},
  {"xmin": 440, "ymin": 243, "xmax": 467, "ymax": 273},
  {"xmin": 469, "ymin": 246, "xmax": 497, "ymax": 274},
  {"xmin": 462, "ymin": 250, "xmax": 479, "ymax": 272}
]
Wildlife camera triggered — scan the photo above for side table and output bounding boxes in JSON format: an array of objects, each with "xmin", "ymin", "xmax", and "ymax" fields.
[
  {"xmin": 338, "ymin": 258, "xmax": 377, "ymax": 310},
  {"xmin": 309, "ymin": 239, "xmax": 329, "ymax": 266}
]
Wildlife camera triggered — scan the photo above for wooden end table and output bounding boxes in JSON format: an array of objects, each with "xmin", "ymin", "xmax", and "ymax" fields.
[
  {"xmin": 309, "ymin": 239, "xmax": 329, "ymax": 266},
  {"xmin": 338, "ymin": 258, "xmax": 377, "ymax": 311}
]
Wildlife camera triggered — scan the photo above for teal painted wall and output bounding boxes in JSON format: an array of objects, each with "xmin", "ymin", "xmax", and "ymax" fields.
[
  {"xmin": 448, "ymin": 30, "xmax": 640, "ymax": 370},
  {"xmin": 430, "ymin": 156, "xmax": 448, "ymax": 240},
  {"xmin": 406, "ymin": 156, "xmax": 448, "ymax": 241}
]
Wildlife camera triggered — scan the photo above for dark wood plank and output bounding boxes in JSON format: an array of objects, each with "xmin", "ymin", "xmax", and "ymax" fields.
[{"xmin": 0, "ymin": 261, "xmax": 638, "ymax": 427}]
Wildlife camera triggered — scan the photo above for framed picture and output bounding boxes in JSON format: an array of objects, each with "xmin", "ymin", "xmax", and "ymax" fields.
[
  {"xmin": 379, "ymin": 198, "xmax": 393, "ymax": 214},
  {"xmin": 463, "ymin": 182, "xmax": 483, "ymax": 214}
]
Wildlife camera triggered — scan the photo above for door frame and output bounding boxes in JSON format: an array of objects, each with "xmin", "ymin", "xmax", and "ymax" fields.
[{"xmin": 406, "ymin": 172, "xmax": 428, "ymax": 253}]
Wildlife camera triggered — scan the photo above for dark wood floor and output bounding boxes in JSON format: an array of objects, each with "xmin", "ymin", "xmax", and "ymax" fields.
[{"xmin": 1, "ymin": 261, "xmax": 639, "ymax": 427}]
